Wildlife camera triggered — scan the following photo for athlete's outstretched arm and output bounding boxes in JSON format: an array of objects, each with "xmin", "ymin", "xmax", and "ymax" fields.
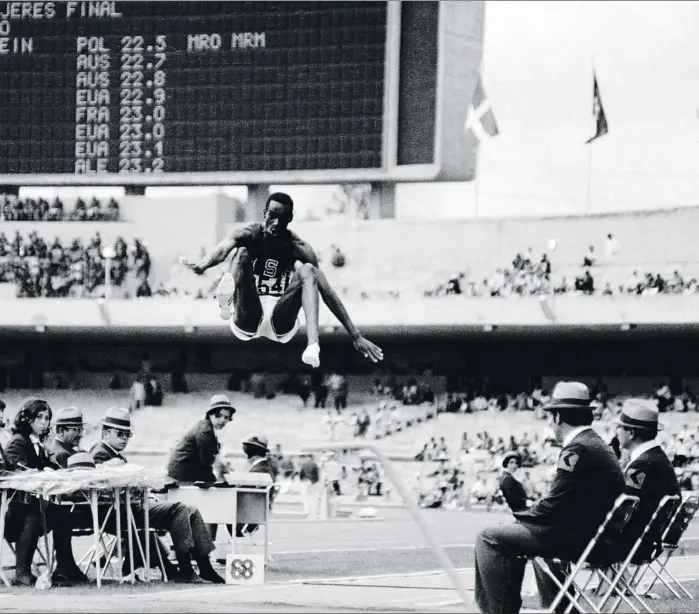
[
  {"xmin": 183, "ymin": 227, "xmax": 251, "ymax": 275},
  {"xmin": 295, "ymin": 240, "xmax": 384, "ymax": 363}
]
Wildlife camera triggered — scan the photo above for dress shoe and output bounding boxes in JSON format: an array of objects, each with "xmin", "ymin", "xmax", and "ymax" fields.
[
  {"xmin": 13, "ymin": 570, "xmax": 37, "ymax": 587},
  {"xmin": 172, "ymin": 572, "xmax": 212, "ymax": 584}
]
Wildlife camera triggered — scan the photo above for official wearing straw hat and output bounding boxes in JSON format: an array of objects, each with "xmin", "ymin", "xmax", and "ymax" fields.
[
  {"xmin": 90, "ymin": 408, "xmax": 132, "ymax": 465},
  {"xmin": 614, "ymin": 399, "xmax": 680, "ymax": 556},
  {"xmin": 473, "ymin": 381, "xmax": 626, "ymax": 614},
  {"xmin": 90, "ymin": 406, "xmax": 226, "ymax": 584},
  {"xmin": 50, "ymin": 407, "xmax": 86, "ymax": 469}
]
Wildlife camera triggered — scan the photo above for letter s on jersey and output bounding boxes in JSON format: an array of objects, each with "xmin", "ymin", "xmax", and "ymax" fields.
[{"xmin": 264, "ymin": 259, "xmax": 278, "ymax": 277}]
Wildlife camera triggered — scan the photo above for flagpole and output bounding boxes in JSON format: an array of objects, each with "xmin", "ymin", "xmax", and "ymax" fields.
[{"xmin": 585, "ymin": 57, "xmax": 595, "ymax": 213}]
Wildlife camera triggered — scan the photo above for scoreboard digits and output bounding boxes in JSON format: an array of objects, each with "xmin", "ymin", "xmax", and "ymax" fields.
[
  {"xmin": 0, "ymin": 1, "xmax": 388, "ymax": 177},
  {"xmin": 117, "ymin": 33, "xmax": 167, "ymax": 174}
]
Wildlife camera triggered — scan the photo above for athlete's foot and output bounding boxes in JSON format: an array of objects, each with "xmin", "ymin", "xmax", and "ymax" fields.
[
  {"xmin": 302, "ymin": 343, "xmax": 321, "ymax": 368},
  {"xmin": 216, "ymin": 272, "xmax": 235, "ymax": 320}
]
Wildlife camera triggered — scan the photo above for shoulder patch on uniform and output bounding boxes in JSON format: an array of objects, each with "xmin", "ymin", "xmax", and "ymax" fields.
[
  {"xmin": 558, "ymin": 451, "xmax": 579, "ymax": 472},
  {"xmin": 626, "ymin": 469, "xmax": 646, "ymax": 490}
]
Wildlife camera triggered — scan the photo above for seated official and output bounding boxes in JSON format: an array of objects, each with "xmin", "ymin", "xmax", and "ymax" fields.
[
  {"xmin": 49, "ymin": 407, "xmax": 85, "ymax": 468},
  {"xmin": 474, "ymin": 382, "xmax": 625, "ymax": 614},
  {"xmin": 90, "ymin": 407, "xmax": 225, "ymax": 584},
  {"xmin": 4, "ymin": 399, "xmax": 89, "ymax": 586},
  {"xmin": 212, "ymin": 436, "xmax": 276, "ymax": 565},
  {"xmin": 166, "ymin": 395, "xmax": 235, "ymax": 484},
  {"xmin": 614, "ymin": 399, "xmax": 681, "ymax": 560},
  {"xmin": 499, "ymin": 453, "xmax": 530, "ymax": 513},
  {"xmin": 0, "ymin": 401, "xmax": 52, "ymax": 587}
]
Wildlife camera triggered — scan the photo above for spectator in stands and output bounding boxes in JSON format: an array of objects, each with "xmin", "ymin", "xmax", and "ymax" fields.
[{"xmin": 329, "ymin": 372, "xmax": 348, "ymax": 411}]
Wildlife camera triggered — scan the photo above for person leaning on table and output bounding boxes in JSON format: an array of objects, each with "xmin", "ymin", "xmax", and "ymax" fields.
[
  {"xmin": 4, "ymin": 398, "xmax": 90, "ymax": 586},
  {"xmin": 166, "ymin": 394, "xmax": 235, "ymax": 484},
  {"xmin": 473, "ymin": 382, "xmax": 625, "ymax": 614},
  {"xmin": 90, "ymin": 407, "xmax": 226, "ymax": 584}
]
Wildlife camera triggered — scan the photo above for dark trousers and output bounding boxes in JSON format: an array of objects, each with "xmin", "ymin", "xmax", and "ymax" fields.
[
  {"xmin": 4, "ymin": 500, "xmax": 80, "ymax": 576},
  {"xmin": 474, "ymin": 523, "xmax": 580, "ymax": 614}
]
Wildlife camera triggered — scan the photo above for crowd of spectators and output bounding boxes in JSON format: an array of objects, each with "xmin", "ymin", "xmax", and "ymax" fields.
[
  {"xmin": 1, "ymin": 194, "xmax": 120, "ymax": 222},
  {"xmin": 410, "ymin": 383, "xmax": 699, "ymax": 511},
  {"xmin": 0, "ymin": 230, "xmax": 152, "ymax": 298},
  {"xmin": 426, "ymin": 234, "xmax": 699, "ymax": 299}
]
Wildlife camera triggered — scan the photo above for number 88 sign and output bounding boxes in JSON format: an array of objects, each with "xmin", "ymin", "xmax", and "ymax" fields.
[{"xmin": 225, "ymin": 554, "xmax": 265, "ymax": 585}]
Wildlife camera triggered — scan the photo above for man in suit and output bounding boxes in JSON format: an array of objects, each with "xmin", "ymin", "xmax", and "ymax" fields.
[
  {"xmin": 474, "ymin": 382, "xmax": 625, "ymax": 614},
  {"xmin": 499, "ymin": 453, "xmax": 529, "ymax": 513},
  {"xmin": 49, "ymin": 407, "xmax": 85, "ymax": 468},
  {"xmin": 90, "ymin": 407, "xmax": 225, "ymax": 584},
  {"xmin": 614, "ymin": 399, "xmax": 681, "ymax": 559}
]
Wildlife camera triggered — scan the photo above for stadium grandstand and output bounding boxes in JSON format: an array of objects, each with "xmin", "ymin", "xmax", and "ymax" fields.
[{"xmin": 1, "ymin": 1, "xmax": 698, "ymax": 612}]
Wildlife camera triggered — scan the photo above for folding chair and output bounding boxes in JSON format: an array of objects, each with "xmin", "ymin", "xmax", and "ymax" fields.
[
  {"xmin": 595, "ymin": 494, "xmax": 681, "ymax": 614},
  {"xmin": 533, "ymin": 493, "xmax": 640, "ymax": 614},
  {"xmin": 635, "ymin": 495, "xmax": 699, "ymax": 600}
]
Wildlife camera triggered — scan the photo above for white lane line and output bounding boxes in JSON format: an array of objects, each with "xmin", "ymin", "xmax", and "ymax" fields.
[{"xmin": 274, "ymin": 542, "xmax": 476, "ymax": 555}]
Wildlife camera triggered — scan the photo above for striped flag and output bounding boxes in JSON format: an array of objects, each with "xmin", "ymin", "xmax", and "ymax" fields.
[
  {"xmin": 585, "ymin": 73, "xmax": 609, "ymax": 144},
  {"xmin": 465, "ymin": 75, "xmax": 499, "ymax": 141}
]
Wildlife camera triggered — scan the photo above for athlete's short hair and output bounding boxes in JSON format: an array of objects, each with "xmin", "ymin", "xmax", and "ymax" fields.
[{"xmin": 265, "ymin": 192, "xmax": 294, "ymax": 214}]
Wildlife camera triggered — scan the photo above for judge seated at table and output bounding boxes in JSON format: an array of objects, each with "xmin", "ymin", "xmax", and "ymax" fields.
[
  {"xmin": 4, "ymin": 398, "xmax": 90, "ymax": 586},
  {"xmin": 213, "ymin": 435, "xmax": 276, "ymax": 565},
  {"xmin": 90, "ymin": 407, "xmax": 225, "ymax": 584},
  {"xmin": 166, "ymin": 395, "xmax": 235, "ymax": 484},
  {"xmin": 49, "ymin": 407, "xmax": 86, "ymax": 469}
]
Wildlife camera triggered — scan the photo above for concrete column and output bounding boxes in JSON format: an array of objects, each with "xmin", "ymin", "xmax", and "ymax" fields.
[
  {"xmin": 246, "ymin": 185, "xmax": 269, "ymax": 222},
  {"xmin": 368, "ymin": 182, "xmax": 396, "ymax": 219}
]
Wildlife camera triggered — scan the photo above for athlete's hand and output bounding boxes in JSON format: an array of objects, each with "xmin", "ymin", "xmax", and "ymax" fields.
[
  {"xmin": 179, "ymin": 256, "xmax": 205, "ymax": 276},
  {"xmin": 353, "ymin": 336, "xmax": 384, "ymax": 363}
]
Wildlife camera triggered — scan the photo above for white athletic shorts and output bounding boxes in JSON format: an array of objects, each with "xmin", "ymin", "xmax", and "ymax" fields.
[{"xmin": 229, "ymin": 295, "xmax": 300, "ymax": 344}]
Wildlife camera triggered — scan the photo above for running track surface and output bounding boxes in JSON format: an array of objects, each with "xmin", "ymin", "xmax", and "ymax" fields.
[{"xmin": 1, "ymin": 508, "xmax": 699, "ymax": 612}]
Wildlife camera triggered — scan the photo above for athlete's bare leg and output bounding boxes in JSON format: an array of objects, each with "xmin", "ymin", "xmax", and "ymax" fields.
[
  {"xmin": 218, "ymin": 247, "xmax": 263, "ymax": 334},
  {"xmin": 271, "ymin": 263, "xmax": 320, "ymax": 366}
]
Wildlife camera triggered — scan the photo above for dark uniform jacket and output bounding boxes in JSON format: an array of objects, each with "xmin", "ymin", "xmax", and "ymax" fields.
[
  {"xmin": 5, "ymin": 432, "xmax": 59, "ymax": 471},
  {"xmin": 622, "ymin": 442, "xmax": 681, "ymax": 559},
  {"xmin": 166, "ymin": 419, "xmax": 218, "ymax": 483},
  {"xmin": 90, "ymin": 441, "xmax": 128, "ymax": 465},
  {"xmin": 514, "ymin": 427, "xmax": 624, "ymax": 557},
  {"xmin": 49, "ymin": 437, "xmax": 78, "ymax": 469},
  {"xmin": 499, "ymin": 471, "xmax": 529, "ymax": 513},
  {"xmin": 0, "ymin": 443, "xmax": 13, "ymax": 476}
]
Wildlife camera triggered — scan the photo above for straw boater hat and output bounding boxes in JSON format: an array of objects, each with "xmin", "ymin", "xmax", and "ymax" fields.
[
  {"xmin": 502, "ymin": 452, "xmax": 522, "ymax": 469},
  {"xmin": 55, "ymin": 407, "xmax": 85, "ymax": 428},
  {"xmin": 613, "ymin": 399, "xmax": 664, "ymax": 432},
  {"xmin": 543, "ymin": 382, "xmax": 592, "ymax": 412},
  {"xmin": 101, "ymin": 407, "xmax": 132, "ymax": 432},
  {"xmin": 66, "ymin": 452, "xmax": 96, "ymax": 470},
  {"xmin": 242, "ymin": 436, "xmax": 269, "ymax": 456},
  {"xmin": 206, "ymin": 394, "xmax": 236, "ymax": 417}
]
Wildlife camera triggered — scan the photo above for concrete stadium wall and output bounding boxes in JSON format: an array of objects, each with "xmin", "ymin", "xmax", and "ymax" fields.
[{"xmin": 225, "ymin": 205, "xmax": 699, "ymax": 294}]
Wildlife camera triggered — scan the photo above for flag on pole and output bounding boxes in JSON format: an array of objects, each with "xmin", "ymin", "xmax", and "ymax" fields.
[
  {"xmin": 465, "ymin": 75, "xmax": 499, "ymax": 141},
  {"xmin": 585, "ymin": 73, "xmax": 608, "ymax": 144}
]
